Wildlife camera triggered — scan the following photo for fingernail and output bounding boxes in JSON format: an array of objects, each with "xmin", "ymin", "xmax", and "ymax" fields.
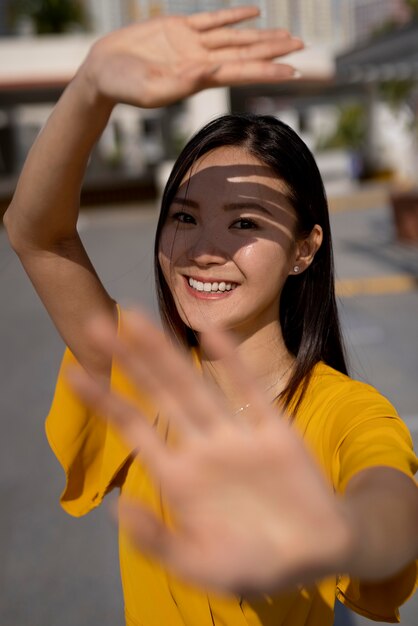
[{"xmin": 292, "ymin": 70, "xmax": 302, "ymax": 79}]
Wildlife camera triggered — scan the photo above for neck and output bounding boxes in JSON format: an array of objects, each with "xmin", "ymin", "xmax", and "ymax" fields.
[{"xmin": 199, "ymin": 320, "xmax": 294, "ymax": 411}]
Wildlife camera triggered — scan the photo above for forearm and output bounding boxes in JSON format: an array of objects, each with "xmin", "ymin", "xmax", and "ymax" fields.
[
  {"xmin": 341, "ymin": 467, "xmax": 418, "ymax": 581},
  {"xmin": 4, "ymin": 68, "xmax": 114, "ymax": 250}
]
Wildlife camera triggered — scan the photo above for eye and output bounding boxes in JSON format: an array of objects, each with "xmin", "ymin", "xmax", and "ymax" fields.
[
  {"xmin": 171, "ymin": 211, "xmax": 196, "ymax": 225},
  {"xmin": 231, "ymin": 217, "xmax": 258, "ymax": 230}
]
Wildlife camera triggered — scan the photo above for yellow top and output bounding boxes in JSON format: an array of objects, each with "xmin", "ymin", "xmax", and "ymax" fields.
[{"xmin": 46, "ymin": 328, "xmax": 417, "ymax": 626}]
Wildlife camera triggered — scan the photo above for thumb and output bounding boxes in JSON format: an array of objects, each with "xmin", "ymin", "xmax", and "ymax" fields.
[
  {"xmin": 118, "ymin": 497, "xmax": 173, "ymax": 557},
  {"xmin": 117, "ymin": 497, "xmax": 206, "ymax": 584}
]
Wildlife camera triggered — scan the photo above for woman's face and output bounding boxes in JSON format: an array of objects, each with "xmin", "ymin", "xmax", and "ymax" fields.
[{"xmin": 158, "ymin": 146, "xmax": 300, "ymax": 338}]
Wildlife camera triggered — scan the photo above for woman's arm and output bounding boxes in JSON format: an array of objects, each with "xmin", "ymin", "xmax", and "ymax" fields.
[
  {"xmin": 342, "ymin": 466, "xmax": 418, "ymax": 581},
  {"xmin": 3, "ymin": 6, "xmax": 303, "ymax": 378},
  {"xmin": 4, "ymin": 76, "xmax": 116, "ymax": 379}
]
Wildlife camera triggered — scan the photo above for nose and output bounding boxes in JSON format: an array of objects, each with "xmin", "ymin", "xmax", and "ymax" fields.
[{"xmin": 187, "ymin": 230, "xmax": 227, "ymax": 267}]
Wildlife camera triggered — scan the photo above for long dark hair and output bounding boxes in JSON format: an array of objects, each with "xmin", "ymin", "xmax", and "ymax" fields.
[{"xmin": 154, "ymin": 114, "xmax": 348, "ymax": 414}]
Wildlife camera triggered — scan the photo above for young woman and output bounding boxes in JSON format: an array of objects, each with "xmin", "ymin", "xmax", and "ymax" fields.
[{"xmin": 4, "ymin": 6, "xmax": 418, "ymax": 626}]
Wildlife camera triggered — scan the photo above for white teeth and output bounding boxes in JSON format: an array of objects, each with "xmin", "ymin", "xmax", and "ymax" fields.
[{"xmin": 188, "ymin": 278, "xmax": 236, "ymax": 293}]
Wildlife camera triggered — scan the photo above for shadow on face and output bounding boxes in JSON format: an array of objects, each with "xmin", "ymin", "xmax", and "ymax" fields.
[{"xmin": 159, "ymin": 157, "xmax": 301, "ymax": 267}]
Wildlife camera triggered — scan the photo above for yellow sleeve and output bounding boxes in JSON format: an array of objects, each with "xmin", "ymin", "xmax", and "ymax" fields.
[
  {"xmin": 45, "ymin": 308, "xmax": 155, "ymax": 517},
  {"xmin": 336, "ymin": 565, "xmax": 417, "ymax": 624},
  {"xmin": 337, "ymin": 414, "xmax": 418, "ymax": 493},
  {"xmin": 333, "ymin": 391, "xmax": 418, "ymax": 622}
]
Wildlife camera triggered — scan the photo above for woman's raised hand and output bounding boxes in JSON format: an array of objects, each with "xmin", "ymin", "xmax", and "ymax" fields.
[
  {"xmin": 68, "ymin": 310, "xmax": 354, "ymax": 594},
  {"xmin": 80, "ymin": 6, "xmax": 303, "ymax": 108}
]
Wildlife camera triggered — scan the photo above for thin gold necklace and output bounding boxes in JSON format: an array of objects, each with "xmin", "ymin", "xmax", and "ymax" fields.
[{"xmin": 233, "ymin": 361, "xmax": 294, "ymax": 415}]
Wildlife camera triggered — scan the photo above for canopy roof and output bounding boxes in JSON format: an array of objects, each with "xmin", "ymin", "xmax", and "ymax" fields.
[{"xmin": 336, "ymin": 19, "xmax": 418, "ymax": 83}]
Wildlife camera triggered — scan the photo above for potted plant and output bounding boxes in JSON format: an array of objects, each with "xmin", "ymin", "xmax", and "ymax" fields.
[
  {"xmin": 381, "ymin": 78, "xmax": 418, "ymax": 243},
  {"xmin": 316, "ymin": 103, "xmax": 368, "ymax": 181},
  {"xmin": 379, "ymin": 1, "xmax": 418, "ymax": 242}
]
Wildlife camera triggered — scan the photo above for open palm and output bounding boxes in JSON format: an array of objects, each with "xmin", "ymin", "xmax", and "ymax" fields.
[
  {"xmin": 68, "ymin": 310, "xmax": 352, "ymax": 594},
  {"xmin": 84, "ymin": 6, "xmax": 303, "ymax": 107}
]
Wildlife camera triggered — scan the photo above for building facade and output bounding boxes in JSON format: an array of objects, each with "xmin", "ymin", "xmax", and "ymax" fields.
[
  {"xmin": 81, "ymin": 0, "xmax": 413, "ymax": 48},
  {"xmin": 131, "ymin": 0, "xmax": 256, "ymax": 21}
]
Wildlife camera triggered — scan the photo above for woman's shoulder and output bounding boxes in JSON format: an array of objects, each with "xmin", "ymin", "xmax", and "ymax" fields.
[
  {"xmin": 308, "ymin": 361, "xmax": 397, "ymax": 413},
  {"xmin": 295, "ymin": 362, "xmax": 400, "ymax": 440},
  {"xmin": 296, "ymin": 363, "xmax": 417, "ymax": 487}
]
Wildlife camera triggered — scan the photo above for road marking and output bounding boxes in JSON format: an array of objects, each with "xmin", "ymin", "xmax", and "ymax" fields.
[
  {"xmin": 336, "ymin": 274, "xmax": 418, "ymax": 297},
  {"xmin": 328, "ymin": 186, "xmax": 389, "ymax": 213}
]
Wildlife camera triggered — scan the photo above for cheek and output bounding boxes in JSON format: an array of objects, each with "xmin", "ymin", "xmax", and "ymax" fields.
[
  {"xmin": 159, "ymin": 223, "xmax": 190, "ymax": 262},
  {"xmin": 158, "ymin": 230, "xmax": 192, "ymax": 292},
  {"xmin": 234, "ymin": 239, "xmax": 292, "ymax": 277},
  {"xmin": 236, "ymin": 241, "xmax": 257, "ymax": 261},
  {"xmin": 157, "ymin": 248, "xmax": 169, "ymax": 281},
  {"xmin": 158, "ymin": 225, "xmax": 173, "ymax": 258},
  {"xmin": 158, "ymin": 225, "xmax": 179, "ymax": 279},
  {"xmin": 157, "ymin": 235, "xmax": 173, "ymax": 287}
]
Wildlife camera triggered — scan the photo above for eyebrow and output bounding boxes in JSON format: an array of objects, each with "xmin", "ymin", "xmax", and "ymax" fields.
[
  {"xmin": 172, "ymin": 197, "xmax": 198, "ymax": 208},
  {"xmin": 172, "ymin": 197, "xmax": 274, "ymax": 217}
]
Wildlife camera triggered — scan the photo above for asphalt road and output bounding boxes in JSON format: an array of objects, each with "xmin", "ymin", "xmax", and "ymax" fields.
[{"xmin": 1, "ymin": 200, "xmax": 417, "ymax": 626}]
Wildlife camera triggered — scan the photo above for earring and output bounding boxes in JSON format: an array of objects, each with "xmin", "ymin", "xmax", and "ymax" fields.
[{"xmin": 293, "ymin": 265, "xmax": 300, "ymax": 273}]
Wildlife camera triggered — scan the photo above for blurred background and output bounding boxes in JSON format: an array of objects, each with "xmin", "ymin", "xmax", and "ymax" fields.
[{"xmin": 0, "ymin": 1, "xmax": 417, "ymax": 625}]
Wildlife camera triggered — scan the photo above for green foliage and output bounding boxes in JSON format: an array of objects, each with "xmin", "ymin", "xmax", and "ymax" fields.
[
  {"xmin": 370, "ymin": 18, "xmax": 400, "ymax": 40},
  {"xmin": 319, "ymin": 104, "xmax": 366, "ymax": 151},
  {"xmin": 379, "ymin": 79, "xmax": 416, "ymax": 113},
  {"xmin": 369, "ymin": 1, "xmax": 418, "ymax": 41},
  {"xmin": 14, "ymin": 0, "xmax": 87, "ymax": 34}
]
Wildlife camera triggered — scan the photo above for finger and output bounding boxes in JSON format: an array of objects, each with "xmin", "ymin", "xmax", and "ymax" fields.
[
  {"xmin": 87, "ymin": 310, "xmax": 226, "ymax": 435},
  {"xmin": 118, "ymin": 498, "xmax": 217, "ymax": 589},
  {"xmin": 203, "ymin": 60, "xmax": 301, "ymax": 87},
  {"xmin": 209, "ymin": 36, "xmax": 304, "ymax": 63},
  {"xmin": 66, "ymin": 366, "xmax": 168, "ymax": 477},
  {"xmin": 187, "ymin": 6, "xmax": 260, "ymax": 32},
  {"xmin": 118, "ymin": 497, "xmax": 174, "ymax": 555},
  {"xmin": 201, "ymin": 27, "xmax": 290, "ymax": 50},
  {"xmin": 119, "ymin": 311, "xmax": 228, "ymax": 432}
]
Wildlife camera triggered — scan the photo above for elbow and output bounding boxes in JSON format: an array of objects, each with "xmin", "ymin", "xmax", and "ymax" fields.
[
  {"xmin": 2, "ymin": 205, "xmax": 18, "ymax": 251},
  {"xmin": 4, "ymin": 201, "xmax": 79, "ymax": 254},
  {"xmin": 2, "ymin": 203, "xmax": 29, "ymax": 254},
  {"xmin": 3, "ymin": 202, "xmax": 37, "ymax": 255},
  {"xmin": 3, "ymin": 202, "xmax": 52, "ymax": 254}
]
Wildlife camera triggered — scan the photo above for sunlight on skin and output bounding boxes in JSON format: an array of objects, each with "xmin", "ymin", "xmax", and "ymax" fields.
[
  {"xmin": 66, "ymin": 308, "xmax": 353, "ymax": 594},
  {"xmin": 158, "ymin": 146, "xmax": 302, "ymax": 340},
  {"xmin": 157, "ymin": 146, "xmax": 322, "ymax": 407}
]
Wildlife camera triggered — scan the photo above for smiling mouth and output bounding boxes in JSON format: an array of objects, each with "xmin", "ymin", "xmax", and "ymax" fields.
[{"xmin": 187, "ymin": 277, "xmax": 238, "ymax": 294}]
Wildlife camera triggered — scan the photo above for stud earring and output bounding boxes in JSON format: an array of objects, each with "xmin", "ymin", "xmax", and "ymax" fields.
[{"xmin": 293, "ymin": 265, "xmax": 300, "ymax": 273}]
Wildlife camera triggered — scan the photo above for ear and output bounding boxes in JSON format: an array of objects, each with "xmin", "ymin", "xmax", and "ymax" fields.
[{"xmin": 289, "ymin": 225, "xmax": 323, "ymax": 276}]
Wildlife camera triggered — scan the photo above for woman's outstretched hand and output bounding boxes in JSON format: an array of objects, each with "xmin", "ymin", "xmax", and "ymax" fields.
[
  {"xmin": 67, "ymin": 310, "xmax": 354, "ymax": 594},
  {"xmin": 80, "ymin": 6, "xmax": 303, "ymax": 108}
]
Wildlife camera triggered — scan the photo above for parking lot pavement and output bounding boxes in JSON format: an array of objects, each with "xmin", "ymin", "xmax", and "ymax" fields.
[
  {"xmin": 330, "ymin": 199, "xmax": 418, "ymax": 423},
  {"xmin": 330, "ymin": 196, "xmax": 418, "ymax": 626},
  {"xmin": 1, "ymin": 195, "xmax": 417, "ymax": 626}
]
